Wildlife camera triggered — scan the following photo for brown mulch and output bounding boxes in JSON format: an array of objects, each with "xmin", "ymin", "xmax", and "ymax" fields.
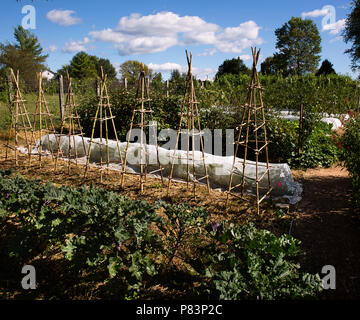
[{"xmin": 291, "ymin": 165, "xmax": 360, "ymax": 299}]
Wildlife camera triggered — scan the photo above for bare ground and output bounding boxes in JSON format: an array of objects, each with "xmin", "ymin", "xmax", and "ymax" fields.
[{"xmin": 292, "ymin": 165, "xmax": 360, "ymax": 299}]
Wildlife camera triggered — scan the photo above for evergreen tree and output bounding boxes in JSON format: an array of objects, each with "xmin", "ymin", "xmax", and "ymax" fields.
[
  {"xmin": 68, "ymin": 52, "xmax": 97, "ymax": 79},
  {"xmin": 0, "ymin": 25, "xmax": 48, "ymax": 90},
  {"xmin": 316, "ymin": 59, "xmax": 336, "ymax": 76},
  {"xmin": 58, "ymin": 53, "xmax": 117, "ymax": 80},
  {"xmin": 13, "ymin": 26, "xmax": 48, "ymax": 64}
]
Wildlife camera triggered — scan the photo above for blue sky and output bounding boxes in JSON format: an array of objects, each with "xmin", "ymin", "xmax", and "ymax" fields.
[{"xmin": 0, "ymin": 0, "xmax": 357, "ymax": 80}]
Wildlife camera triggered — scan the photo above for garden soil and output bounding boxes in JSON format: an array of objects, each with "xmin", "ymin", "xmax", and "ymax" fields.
[{"xmin": 292, "ymin": 166, "xmax": 360, "ymax": 299}]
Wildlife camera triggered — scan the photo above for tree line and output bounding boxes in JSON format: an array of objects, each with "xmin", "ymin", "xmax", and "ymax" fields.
[{"xmin": 1, "ymin": 2, "xmax": 360, "ymax": 94}]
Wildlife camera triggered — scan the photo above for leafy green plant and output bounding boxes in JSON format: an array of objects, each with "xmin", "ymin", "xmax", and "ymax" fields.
[
  {"xmin": 339, "ymin": 112, "xmax": 360, "ymax": 206},
  {"xmin": 294, "ymin": 123, "xmax": 339, "ymax": 168},
  {"xmin": 201, "ymin": 223, "xmax": 323, "ymax": 300},
  {"xmin": 0, "ymin": 172, "xmax": 323, "ymax": 299}
]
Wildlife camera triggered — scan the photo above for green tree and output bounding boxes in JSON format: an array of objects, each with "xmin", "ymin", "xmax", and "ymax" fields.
[
  {"xmin": 119, "ymin": 60, "xmax": 152, "ymax": 85},
  {"xmin": 343, "ymin": 0, "xmax": 360, "ymax": 72},
  {"xmin": 13, "ymin": 26, "xmax": 48, "ymax": 64},
  {"xmin": 170, "ymin": 69, "xmax": 181, "ymax": 82},
  {"xmin": 58, "ymin": 51, "xmax": 97, "ymax": 79},
  {"xmin": 151, "ymin": 72, "xmax": 163, "ymax": 90},
  {"xmin": 0, "ymin": 25, "xmax": 48, "ymax": 90},
  {"xmin": 260, "ymin": 56, "xmax": 282, "ymax": 75},
  {"xmin": 69, "ymin": 51, "xmax": 97, "ymax": 79},
  {"xmin": 169, "ymin": 69, "xmax": 187, "ymax": 93},
  {"xmin": 274, "ymin": 17, "xmax": 321, "ymax": 76},
  {"xmin": 96, "ymin": 58, "xmax": 117, "ymax": 79},
  {"xmin": 316, "ymin": 59, "xmax": 336, "ymax": 76},
  {"xmin": 215, "ymin": 57, "xmax": 250, "ymax": 79},
  {"xmin": 59, "ymin": 53, "xmax": 117, "ymax": 80}
]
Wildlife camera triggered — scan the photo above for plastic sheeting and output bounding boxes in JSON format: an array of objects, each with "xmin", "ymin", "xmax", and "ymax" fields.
[
  {"xmin": 320, "ymin": 117, "xmax": 342, "ymax": 130},
  {"xmin": 276, "ymin": 110, "xmax": 345, "ymax": 130},
  {"xmin": 34, "ymin": 134, "xmax": 302, "ymax": 204}
]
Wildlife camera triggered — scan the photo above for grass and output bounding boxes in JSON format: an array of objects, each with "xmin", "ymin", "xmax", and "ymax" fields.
[{"xmin": 0, "ymin": 94, "xmax": 61, "ymax": 133}]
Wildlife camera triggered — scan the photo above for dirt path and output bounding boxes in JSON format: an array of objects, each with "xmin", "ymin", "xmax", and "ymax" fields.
[{"xmin": 292, "ymin": 166, "xmax": 360, "ymax": 299}]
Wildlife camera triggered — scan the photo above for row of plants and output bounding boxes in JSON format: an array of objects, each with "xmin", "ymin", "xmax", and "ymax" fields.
[
  {"xmin": 266, "ymin": 111, "xmax": 340, "ymax": 168},
  {"xmin": 338, "ymin": 112, "xmax": 360, "ymax": 206},
  {"xmin": 212, "ymin": 73, "xmax": 358, "ymax": 115},
  {"xmin": 0, "ymin": 170, "xmax": 323, "ymax": 299},
  {"xmin": 1, "ymin": 72, "xmax": 352, "ymax": 170},
  {"xmin": 77, "ymin": 87, "xmax": 340, "ymax": 169}
]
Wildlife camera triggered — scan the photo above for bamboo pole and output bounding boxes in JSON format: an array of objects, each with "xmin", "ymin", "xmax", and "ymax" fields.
[
  {"xmin": 59, "ymin": 75, "xmax": 65, "ymax": 122},
  {"xmin": 85, "ymin": 67, "xmax": 124, "ymax": 183},
  {"xmin": 298, "ymin": 103, "xmax": 304, "ymax": 156},
  {"xmin": 5, "ymin": 69, "xmax": 33, "ymax": 166},
  {"xmin": 226, "ymin": 47, "xmax": 272, "ymax": 214},
  {"xmin": 121, "ymin": 64, "xmax": 164, "ymax": 192},
  {"xmin": 38, "ymin": 73, "xmax": 43, "ymax": 167},
  {"xmin": 54, "ymin": 71, "xmax": 87, "ymax": 174},
  {"xmin": 167, "ymin": 50, "xmax": 211, "ymax": 197}
]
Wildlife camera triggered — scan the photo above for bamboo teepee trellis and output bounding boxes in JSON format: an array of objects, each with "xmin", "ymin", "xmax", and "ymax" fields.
[
  {"xmin": 30, "ymin": 72, "xmax": 58, "ymax": 168},
  {"xmin": 4, "ymin": 69, "xmax": 33, "ymax": 165},
  {"xmin": 226, "ymin": 47, "xmax": 272, "ymax": 214},
  {"xmin": 120, "ymin": 63, "xmax": 164, "ymax": 193},
  {"xmin": 166, "ymin": 50, "xmax": 211, "ymax": 198},
  {"xmin": 54, "ymin": 71, "xmax": 87, "ymax": 174},
  {"xmin": 84, "ymin": 67, "xmax": 124, "ymax": 182}
]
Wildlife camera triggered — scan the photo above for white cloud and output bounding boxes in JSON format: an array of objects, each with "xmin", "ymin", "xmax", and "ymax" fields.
[
  {"xmin": 148, "ymin": 62, "xmax": 216, "ymax": 80},
  {"xmin": 330, "ymin": 36, "xmax": 343, "ymax": 43},
  {"xmin": 148, "ymin": 62, "xmax": 184, "ymax": 72},
  {"xmin": 117, "ymin": 36, "xmax": 178, "ymax": 55},
  {"xmin": 322, "ymin": 18, "xmax": 346, "ymax": 35},
  {"xmin": 116, "ymin": 12, "xmax": 219, "ymax": 36},
  {"xmin": 198, "ymin": 48, "xmax": 217, "ymax": 56},
  {"xmin": 301, "ymin": 8, "xmax": 330, "ymax": 18},
  {"xmin": 46, "ymin": 9, "xmax": 82, "ymax": 26},
  {"xmin": 62, "ymin": 37, "xmax": 91, "ymax": 53},
  {"xmin": 90, "ymin": 28, "xmax": 128, "ymax": 44},
  {"xmin": 239, "ymin": 54, "xmax": 252, "ymax": 61},
  {"xmin": 219, "ymin": 21, "xmax": 260, "ymax": 41},
  {"xmin": 45, "ymin": 45, "xmax": 57, "ymax": 53},
  {"xmin": 183, "ymin": 31, "xmax": 217, "ymax": 45},
  {"xmin": 192, "ymin": 67, "xmax": 217, "ymax": 80},
  {"xmin": 89, "ymin": 11, "xmax": 262, "ymax": 56}
]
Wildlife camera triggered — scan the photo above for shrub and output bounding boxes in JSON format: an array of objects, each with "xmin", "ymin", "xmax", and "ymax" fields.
[
  {"xmin": 339, "ymin": 112, "xmax": 360, "ymax": 206},
  {"xmin": 266, "ymin": 114, "xmax": 339, "ymax": 168},
  {"xmin": 293, "ymin": 121, "xmax": 339, "ymax": 168},
  {"xmin": 266, "ymin": 116, "xmax": 299, "ymax": 163}
]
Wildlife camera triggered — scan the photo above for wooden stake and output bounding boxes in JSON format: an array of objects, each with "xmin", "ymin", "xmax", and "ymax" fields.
[
  {"xmin": 121, "ymin": 63, "xmax": 164, "ymax": 193},
  {"xmin": 167, "ymin": 50, "xmax": 211, "ymax": 198},
  {"xmin": 4, "ymin": 69, "xmax": 33, "ymax": 166},
  {"xmin": 298, "ymin": 103, "xmax": 304, "ymax": 156},
  {"xmin": 226, "ymin": 47, "xmax": 272, "ymax": 214},
  {"xmin": 84, "ymin": 67, "xmax": 124, "ymax": 183},
  {"xmin": 54, "ymin": 71, "xmax": 87, "ymax": 174}
]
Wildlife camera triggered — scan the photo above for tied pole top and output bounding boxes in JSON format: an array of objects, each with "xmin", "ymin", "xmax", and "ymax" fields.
[
  {"xmin": 251, "ymin": 47, "xmax": 261, "ymax": 71},
  {"xmin": 185, "ymin": 50, "xmax": 193, "ymax": 78}
]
